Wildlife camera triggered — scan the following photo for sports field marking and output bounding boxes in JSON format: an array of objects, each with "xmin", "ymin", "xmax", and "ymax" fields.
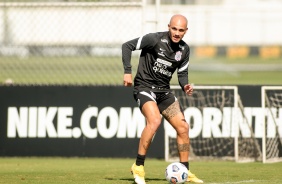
[{"xmin": 209, "ymin": 180, "xmax": 261, "ymax": 184}]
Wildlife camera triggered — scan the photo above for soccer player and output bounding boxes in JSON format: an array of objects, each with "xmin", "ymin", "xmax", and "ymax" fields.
[{"xmin": 122, "ymin": 14, "xmax": 203, "ymax": 184}]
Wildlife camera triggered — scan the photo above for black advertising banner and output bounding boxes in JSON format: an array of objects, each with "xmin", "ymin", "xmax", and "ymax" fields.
[
  {"xmin": 1, "ymin": 85, "xmax": 281, "ymax": 159},
  {"xmin": 0, "ymin": 86, "xmax": 164, "ymax": 158}
]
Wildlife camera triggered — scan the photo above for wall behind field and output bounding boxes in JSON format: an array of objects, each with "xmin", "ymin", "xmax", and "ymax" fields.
[
  {"xmin": 0, "ymin": 2, "xmax": 282, "ymax": 46},
  {"xmin": 158, "ymin": 5, "xmax": 282, "ymax": 46}
]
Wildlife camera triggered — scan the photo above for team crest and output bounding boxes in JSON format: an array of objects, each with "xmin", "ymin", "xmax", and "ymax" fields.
[{"xmin": 175, "ymin": 51, "xmax": 182, "ymax": 61}]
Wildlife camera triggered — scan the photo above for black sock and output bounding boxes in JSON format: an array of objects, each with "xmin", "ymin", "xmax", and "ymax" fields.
[
  {"xmin": 136, "ymin": 154, "xmax": 146, "ymax": 166},
  {"xmin": 180, "ymin": 161, "xmax": 189, "ymax": 170}
]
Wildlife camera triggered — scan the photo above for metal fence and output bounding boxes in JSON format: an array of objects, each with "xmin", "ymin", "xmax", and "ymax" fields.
[
  {"xmin": 0, "ymin": 1, "xmax": 147, "ymax": 85},
  {"xmin": 0, "ymin": 1, "xmax": 281, "ymax": 85}
]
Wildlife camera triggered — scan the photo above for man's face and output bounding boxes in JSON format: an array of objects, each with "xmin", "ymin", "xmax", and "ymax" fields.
[{"xmin": 168, "ymin": 20, "xmax": 188, "ymax": 43}]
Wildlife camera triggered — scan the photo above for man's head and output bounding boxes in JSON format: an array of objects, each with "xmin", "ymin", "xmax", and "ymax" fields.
[{"xmin": 168, "ymin": 14, "xmax": 188, "ymax": 43}]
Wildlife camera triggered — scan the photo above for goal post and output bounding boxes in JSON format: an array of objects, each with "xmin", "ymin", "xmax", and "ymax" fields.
[
  {"xmin": 261, "ymin": 86, "xmax": 282, "ymax": 163},
  {"xmin": 165, "ymin": 85, "xmax": 262, "ymax": 162},
  {"xmin": 165, "ymin": 85, "xmax": 239, "ymax": 162}
]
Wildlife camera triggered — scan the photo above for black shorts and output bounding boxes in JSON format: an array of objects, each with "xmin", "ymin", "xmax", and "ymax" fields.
[{"xmin": 133, "ymin": 90, "xmax": 178, "ymax": 113}]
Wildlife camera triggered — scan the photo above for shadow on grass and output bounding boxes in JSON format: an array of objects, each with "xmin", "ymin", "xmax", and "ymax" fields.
[{"xmin": 105, "ymin": 177, "xmax": 165, "ymax": 183}]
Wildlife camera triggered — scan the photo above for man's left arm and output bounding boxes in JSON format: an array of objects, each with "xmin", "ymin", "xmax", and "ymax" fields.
[{"xmin": 177, "ymin": 50, "xmax": 193, "ymax": 95}]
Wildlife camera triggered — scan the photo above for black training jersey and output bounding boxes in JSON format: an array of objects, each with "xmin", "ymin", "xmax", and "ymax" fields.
[{"xmin": 122, "ymin": 31, "xmax": 190, "ymax": 92}]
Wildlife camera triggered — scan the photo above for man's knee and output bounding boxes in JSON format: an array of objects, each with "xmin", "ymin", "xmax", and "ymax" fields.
[
  {"xmin": 146, "ymin": 116, "xmax": 162, "ymax": 132},
  {"xmin": 176, "ymin": 119, "xmax": 189, "ymax": 135}
]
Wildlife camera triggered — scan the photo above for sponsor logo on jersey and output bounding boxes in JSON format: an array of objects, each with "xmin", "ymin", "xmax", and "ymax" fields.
[
  {"xmin": 179, "ymin": 44, "xmax": 184, "ymax": 50},
  {"xmin": 158, "ymin": 53, "xmax": 165, "ymax": 57},
  {"xmin": 158, "ymin": 48, "xmax": 166, "ymax": 57},
  {"xmin": 161, "ymin": 39, "xmax": 168, "ymax": 44},
  {"xmin": 156, "ymin": 58, "xmax": 172, "ymax": 66},
  {"xmin": 175, "ymin": 51, "xmax": 182, "ymax": 61},
  {"xmin": 153, "ymin": 59, "xmax": 172, "ymax": 77}
]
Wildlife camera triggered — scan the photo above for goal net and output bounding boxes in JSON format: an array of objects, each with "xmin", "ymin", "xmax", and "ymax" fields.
[
  {"xmin": 261, "ymin": 86, "xmax": 282, "ymax": 163},
  {"xmin": 165, "ymin": 85, "xmax": 261, "ymax": 162}
]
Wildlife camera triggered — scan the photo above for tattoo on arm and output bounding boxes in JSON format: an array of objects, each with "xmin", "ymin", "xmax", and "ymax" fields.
[
  {"xmin": 162, "ymin": 101, "xmax": 181, "ymax": 120},
  {"xmin": 178, "ymin": 143, "xmax": 190, "ymax": 152}
]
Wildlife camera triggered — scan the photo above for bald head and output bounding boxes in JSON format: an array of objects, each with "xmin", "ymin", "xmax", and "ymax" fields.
[
  {"xmin": 169, "ymin": 14, "xmax": 188, "ymax": 28},
  {"xmin": 168, "ymin": 14, "xmax": 188, "ymax": 43}
]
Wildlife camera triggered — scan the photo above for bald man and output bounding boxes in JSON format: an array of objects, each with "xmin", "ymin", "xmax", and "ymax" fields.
[{"xmin": 122, "ymin": 14, "xmax": 203, "ymax": 184}]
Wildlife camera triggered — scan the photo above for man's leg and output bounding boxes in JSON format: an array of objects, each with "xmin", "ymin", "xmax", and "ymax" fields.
[
  {"xmin": 131, "ymin": 101, "xmax": 162, "ymax": 184},
  {"xmin": 162, "ymin": 101, "xmax": 203, "ymax": 183},
  {"xmin": 162, "ymin": 101, "xmax": 189, "ymax": 163},
  {"xmin": 138, "ymin": 101, "xmax": 162, "ymax": 155}
]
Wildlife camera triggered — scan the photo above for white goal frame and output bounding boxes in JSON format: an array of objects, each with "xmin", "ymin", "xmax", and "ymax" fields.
[
  {"xmin": 261, "ymin": 86, "xmax": 282, "ymax": 163},
  {"xmin": 165, "ymin": 85, "xmax": 239, "ymax": 162}
]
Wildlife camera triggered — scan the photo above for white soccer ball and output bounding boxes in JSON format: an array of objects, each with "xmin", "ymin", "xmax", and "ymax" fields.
[{"xmin": 165, "ymin": 162, "xmax": 188, "ymax": 184}]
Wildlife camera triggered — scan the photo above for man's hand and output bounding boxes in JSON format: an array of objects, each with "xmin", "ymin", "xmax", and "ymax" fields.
[
  {"xmin": 123, "ymin": 74, "xmax": 132, "ymax": 87},
  {"xmin": 184, "ymin": 84, "xmax": 193, "ymax": 96}
]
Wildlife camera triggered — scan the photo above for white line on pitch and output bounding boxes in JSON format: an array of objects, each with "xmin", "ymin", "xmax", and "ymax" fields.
[{"xmin": 209, "ymin": 180, "xmax": 261, "ymax": 184}]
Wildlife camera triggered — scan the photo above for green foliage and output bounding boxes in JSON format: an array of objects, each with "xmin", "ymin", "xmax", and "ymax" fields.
[{"xmin": 0, "ymin": 157, "xmax": 282, "ymax": 184}]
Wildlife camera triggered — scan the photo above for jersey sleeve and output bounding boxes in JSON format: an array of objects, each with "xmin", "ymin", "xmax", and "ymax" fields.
[
  {"xmin": 122, "ymin": 33, "xmax": 158, "ymax": 74},
  {"xmin": 121, "ymin": 38, "xmax": 138, "ymax": 74},
  {"xmin": 177, "ymin": 48, "xmax": 190, "ymax": 91}
]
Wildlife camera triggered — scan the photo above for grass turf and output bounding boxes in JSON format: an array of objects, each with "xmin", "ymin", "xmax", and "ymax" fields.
[
  {"xmin": 0, "ymin": 157, "xmax": 282, "ymax": 184},
  {"xmin": 0, "ymin": 56, "xmax": 281, "ymax": 85}
]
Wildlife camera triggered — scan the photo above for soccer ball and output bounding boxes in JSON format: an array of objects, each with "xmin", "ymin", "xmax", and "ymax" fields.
[{"xmin": 165, "ymin": 162, "xmax": 188, "ymax": 184}]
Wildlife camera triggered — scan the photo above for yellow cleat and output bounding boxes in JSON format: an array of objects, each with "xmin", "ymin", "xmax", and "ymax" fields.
[
  {"xmin": 187, "ymin": 170, "xmax": 204, "ymax": 183},
  {"xmin": 131, "ymin": 163, "xmax": 146, "ymax": 184}
]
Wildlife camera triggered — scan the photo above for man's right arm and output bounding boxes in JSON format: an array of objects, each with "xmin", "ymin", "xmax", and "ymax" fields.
[
  {"xmin": 122, "ymin": 38, "xmax": 139, "ymax": 74},
  {"xmin": 122, "ymin": 33, "xmax": 157, "ymax": 74}
]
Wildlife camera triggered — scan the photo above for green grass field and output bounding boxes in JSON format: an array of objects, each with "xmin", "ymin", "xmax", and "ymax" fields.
[
  {"xmin": 0, "ymin": 157, "xmax": 282, "ymax": 184},
  {"xmin": 1, "ymin": 56, "xmax": 282, "ymax": 184},
  {"xmin": 0, "ymin": 56, "xmax": 281, "ymax": 85}
]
